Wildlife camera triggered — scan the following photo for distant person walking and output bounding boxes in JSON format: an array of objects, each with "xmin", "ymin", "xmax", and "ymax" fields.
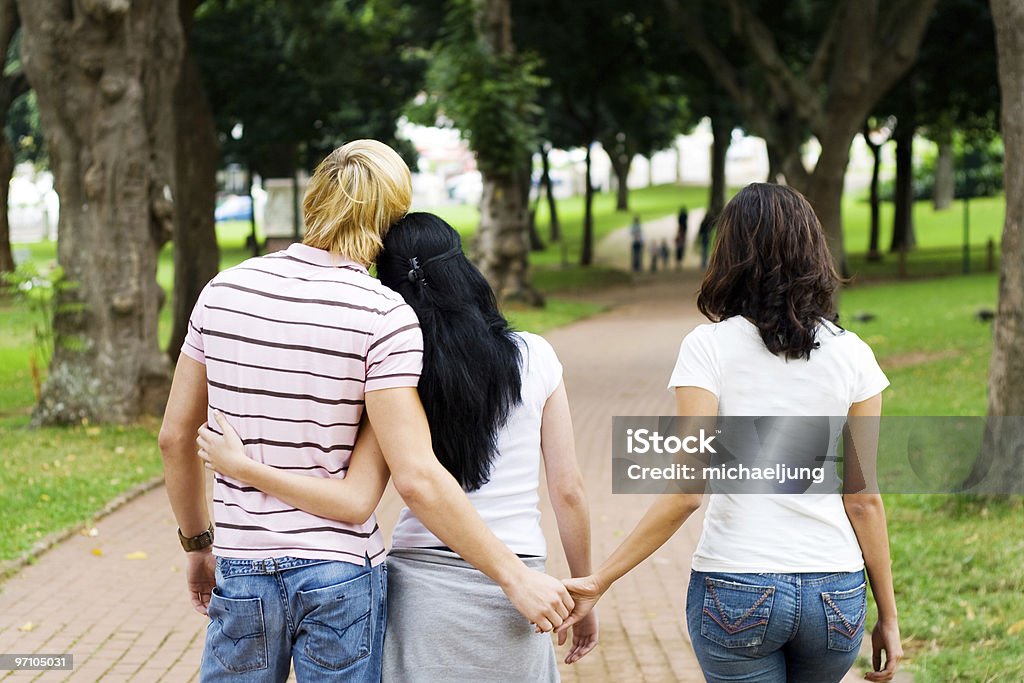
[
  {"xmin": 659, "ymin": 239, "xmax": 671, "ymax": 271},
  {"xmin": 698, "ymin": 211, "xmax": 716, "ymax": 269},
  {"xmin": 649, "ymin": 239, "xmax": 661, "ymax": 274},
  {"xmin": 630, "ymin": 216, "xmax": 644, "ymax": 273},
  {"xmin": 675, "ymin": 207, "xmax": 689, "ymax": 269}
]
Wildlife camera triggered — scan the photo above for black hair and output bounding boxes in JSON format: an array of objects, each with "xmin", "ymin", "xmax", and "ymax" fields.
[{"xmin": 376, "ymin": 212, "xmax": 523, "ymax": 491}]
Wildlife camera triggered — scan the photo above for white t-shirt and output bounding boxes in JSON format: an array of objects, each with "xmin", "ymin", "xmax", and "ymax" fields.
[
  {"xmin": 668, "ymin": 316, "xmax": 889, "ymax": 573},
  {"xmin": 391, "ymin": 331, "xmax": 562, "ymax": 558}
]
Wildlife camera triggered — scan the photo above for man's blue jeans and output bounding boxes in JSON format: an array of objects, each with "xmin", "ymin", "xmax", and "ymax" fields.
[
  {"xmin": 200, "ymin": 556, "xmax": 386, "ymax": 682},
  {"xmin": 687, "ymin": 570, "xmax": 867, "ymax": 683}
]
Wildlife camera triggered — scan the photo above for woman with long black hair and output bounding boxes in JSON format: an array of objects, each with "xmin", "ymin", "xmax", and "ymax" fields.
[
  {"xmin": 197, "ymin": 212, "xmax": 597, "ymax": 681},
  {"xmin": 557, "ymin": 183, "xmax": 902, "ymax": 683}
]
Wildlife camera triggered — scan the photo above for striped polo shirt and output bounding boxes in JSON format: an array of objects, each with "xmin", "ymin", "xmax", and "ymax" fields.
[{"xmin": 181, "ymin": 242, "xmax": 423, "ymax": 566}]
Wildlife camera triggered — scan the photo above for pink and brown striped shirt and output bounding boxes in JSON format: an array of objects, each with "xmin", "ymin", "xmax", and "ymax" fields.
[{"xmin": 181, "ymin": 242, "xmax": 423, "ymax": 566}]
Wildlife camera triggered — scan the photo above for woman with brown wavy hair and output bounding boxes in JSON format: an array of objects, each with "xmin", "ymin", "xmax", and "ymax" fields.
[{"xmin": 559, "ymin": 183, "xmax": 902, "ymax": 682}]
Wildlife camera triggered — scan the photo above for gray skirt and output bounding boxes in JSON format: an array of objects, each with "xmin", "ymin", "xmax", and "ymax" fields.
[{"xmin": 382, "ymin": 547, "xmax": 560, "ymax": 683}]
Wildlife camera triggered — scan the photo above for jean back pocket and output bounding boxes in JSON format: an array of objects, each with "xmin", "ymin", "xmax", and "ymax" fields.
[
  {"xmin": 296, "ymin": 570, "xmax": 373, "ymax": 671},
  {"xmin": 821, "ymin": 582, "xmax": 867, "ymax": 652},
  {"xmin": 207, "ymin": 592, "xmax": 268, "ymax": 674},
  {"xmin": 700, "ymin": 576, "xmax": 775, "ymax": 649}
]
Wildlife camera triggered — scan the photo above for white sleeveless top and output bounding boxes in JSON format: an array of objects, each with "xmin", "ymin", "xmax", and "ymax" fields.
[{"xmin": 391, "ymin": 331, "xmax": 563, "ymax": 558}]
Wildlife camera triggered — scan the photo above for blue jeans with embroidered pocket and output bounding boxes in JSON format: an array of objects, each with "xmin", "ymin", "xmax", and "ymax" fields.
[
  {"xmin": 687, "ymin": 570, "xmax": 867, "ymax": 683},
  {"xmin": 200, "ymin": 555, "xmax": 386, "ymax": 683}
]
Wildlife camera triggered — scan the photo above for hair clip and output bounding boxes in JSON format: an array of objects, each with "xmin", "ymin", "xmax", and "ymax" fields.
[{"xmin": 407, "ymin": 257, "xmax": 427, "ymax": 286}]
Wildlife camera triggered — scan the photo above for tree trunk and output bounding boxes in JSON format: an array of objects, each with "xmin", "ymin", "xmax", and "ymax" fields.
[
  {"xmin": 983, "ymin": 0, "xmax": 1024, "ymax": 493},
  {"xmin": 933, "ymin": 135, "xmax": 955, "ymax": 210},
  {"xmin": 580, "ymin": 143, "xmax": 595, "ymax": 266},
  {"xmin": 675, "ymin": 142, "xmax": 683, "ymax": 184},
  {"xmin": 646, "ymin": 154, "xmax": 655, "ymax": 188},
  {"xmin": 471, "ymin": 0, "xmax": 540, "ymax": 304},
  {"xmin": 864, "ymin": 126, "xmax": 883, "ymax": 261},
  {"xmin": 0, "ymin": 134, "xmax": 13, "ymax": 274},
  {"xmin": 612, "ymin": 153, "xmax": 630, "ymax": 212},
  {"xmin": 540, "ymin": 145, "xmax": 560, "ymax": 241},
  {"xmin": 766, "ymin": 142, "xmax": 782, "ymax": 184},
  {"xmin": 475, "ymin": 169, "xmax": 542, "ymax": 305},
  {"xmin": 168, "ymin": 0, "xmax": 220, "ymax": 364},
  {"xmin": 0, "ymin": 0, "xmax": 27, "ymax": 276},
  {"xmin": 804, "ymin": 126, "xmax": 855, "ymax": 280},
  {"xmin": 17, "ymin": 0, "xmax": 182, "ymax": 424},
  {"xmin": 522, "ymin": 155, "xmax": 543, "ymax": 252},
  {"xmin": 709, "ymin": 116, "xmax": 730, "ymax": 217},
  {"xmin": 890, "ymin": 121, "xmax": 917, "ymax": 253}
]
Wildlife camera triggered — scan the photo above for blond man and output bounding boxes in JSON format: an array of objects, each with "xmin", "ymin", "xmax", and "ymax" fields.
[{"xmin": 160, "ymin": 140, "xmax": 573, "ymax": 682}]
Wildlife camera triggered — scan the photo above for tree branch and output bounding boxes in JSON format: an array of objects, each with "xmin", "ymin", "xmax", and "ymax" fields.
[
  {"xmin": 660, "ymin": 0, "xmax": 761, "ymax": 126},
  {"xmin": 870, "ymin": 0, "xmax": 939, "ymax": 96},
  {"xmin": 722, "ymin": 0, "xmax": 820, "ymax": 121},
  {"xmin": 0, "ymin": 0, "xmax": 18, "ymax": 59},
  {"xmin": 807, "ymin": 4, "xmax": 844, "ymax": 88}
]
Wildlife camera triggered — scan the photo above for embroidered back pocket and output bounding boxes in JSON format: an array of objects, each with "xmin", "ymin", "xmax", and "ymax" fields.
[
  {"xmin": 821, "ymin": 582, "xmax": 867, "ymax": 652},
  {"xmin": 700, "ymin": 576, "xmax": 775, "ymax": 648}
]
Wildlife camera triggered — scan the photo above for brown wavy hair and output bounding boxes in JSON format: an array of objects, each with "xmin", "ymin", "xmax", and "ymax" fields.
[{"xmin": 697, "ymin": 183, "xmax": 840, "ymax": 360}]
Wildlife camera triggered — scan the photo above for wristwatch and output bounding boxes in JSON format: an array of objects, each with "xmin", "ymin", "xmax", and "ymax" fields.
[{"xmin": 178, "ymin": 522, "xmax": 215, "ymax": 552}]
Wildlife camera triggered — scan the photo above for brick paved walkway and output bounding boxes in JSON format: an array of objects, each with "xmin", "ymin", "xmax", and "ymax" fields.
[{"xmin": 0, "ymin": 265, "xmax": 887, "ymax": 681}]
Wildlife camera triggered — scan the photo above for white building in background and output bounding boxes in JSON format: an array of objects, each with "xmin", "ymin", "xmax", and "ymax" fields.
[{"xmin": 9, "ymin": 164, "xmax": 58, "ymax": 247}]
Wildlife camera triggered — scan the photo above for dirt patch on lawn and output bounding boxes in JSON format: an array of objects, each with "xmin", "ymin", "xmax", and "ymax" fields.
[{"xmin": 880, "ymin": 348, "xmax": 960, "ymax": 370}]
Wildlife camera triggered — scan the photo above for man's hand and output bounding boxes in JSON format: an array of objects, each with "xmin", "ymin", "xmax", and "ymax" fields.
[
  {"xmin": 866, "ymin": 618, "xmax": 903, "ymax": 682},
  {"xmin": 558, "ymin": 608, "xmax": 599, "ymax": 664},
  {"xmin": 186, "ymin": 550, "xmax": 216, "ymax": 616},
  {"xmin": 502, "ymin": 568, "xmax": 574, "ymax": 633},
  {"xmin": 556, "ymin": 574, "xmax": 605, "ymax": 635}
]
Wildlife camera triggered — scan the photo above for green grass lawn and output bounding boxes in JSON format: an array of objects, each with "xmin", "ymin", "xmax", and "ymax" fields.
[{"xmin": 840, "ymin": 272, "xmax": 1024, "ymax": 682}]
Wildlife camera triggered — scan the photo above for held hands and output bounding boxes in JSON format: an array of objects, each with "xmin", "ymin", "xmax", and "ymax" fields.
[
  {"xmin": 556, "ymin": 574, "xmax": 606, "ymax": 635},
  {"xmin": 504, "ymin": 568, "xmax": 575, "ymax": 634},
  {"xmin": 186, "ymin": 549, "xmax": 216, "ymax": 616},
  {"xmin": 865, "ymin": 618, "xmax": 903, "ymax": 682},
  {"xmin": 196, "ymin": 411, "xmax": 252, "ymax": 482},
  {"xmin": 557, "ymin": 607, "xmax": 599, "ymax": 664}
]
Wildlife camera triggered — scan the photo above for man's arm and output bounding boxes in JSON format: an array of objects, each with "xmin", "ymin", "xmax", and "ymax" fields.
[
  {"xmin": 158, "ymin": 355, "xmax": 215, "ymax": 615},
  {"xmin": 364, "ymin": 387, "xmax": 574, "ymax": 631}
]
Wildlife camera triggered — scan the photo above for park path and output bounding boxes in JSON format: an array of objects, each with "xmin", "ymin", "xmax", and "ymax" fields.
[{"xmin": 0, "ymin": 219, "xmax": 884, "ymax": 682}]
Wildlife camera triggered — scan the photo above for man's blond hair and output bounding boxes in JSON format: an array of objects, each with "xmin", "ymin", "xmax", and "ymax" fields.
[{"xmin": 302, "ymin": 139, "xmax": 412, "ymax": 264}]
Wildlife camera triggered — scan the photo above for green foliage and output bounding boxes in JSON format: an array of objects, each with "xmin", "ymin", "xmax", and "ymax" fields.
[
  {"xmin": 878, "ymin": 136, "xmax": 1004, "ymax": 202},
  {"xmin": 1, "ymin": 263, "xmax": 82, "ymax": 368},
  {"xmin": 5, "ymin": 91, "xmax": 45, "ymax": 167},
  {"xmin": 192, "ymin": 0, "xmax": 430, "ymax": 174},
  {"xmin": 516, "ymin": 0, "xmax": 694, "ymax": 154},
  {"xmin": 415, "ymin": 0, "xmax": 545, "ymax": 176}
]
